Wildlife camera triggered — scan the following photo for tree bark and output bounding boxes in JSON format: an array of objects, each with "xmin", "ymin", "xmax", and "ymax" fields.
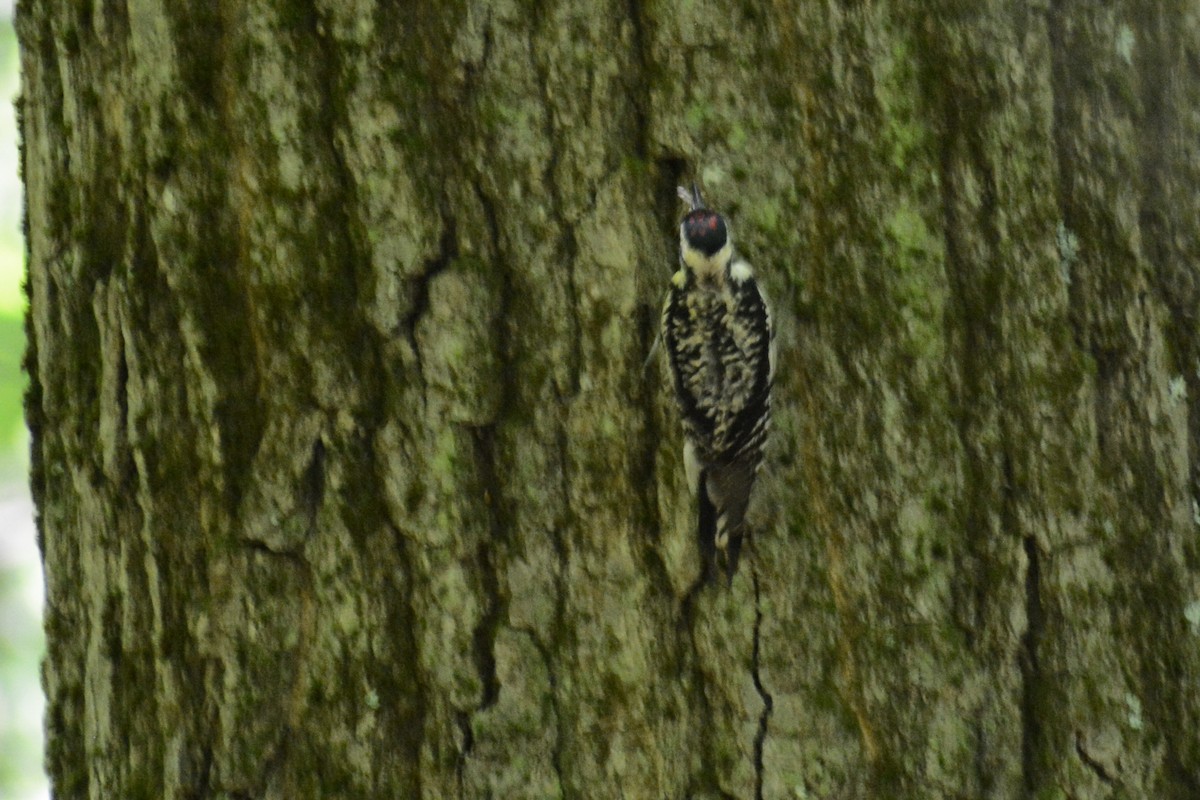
[{"xmin": 17, "ymin": 0, "xmax": 1200, "ymax": 798}]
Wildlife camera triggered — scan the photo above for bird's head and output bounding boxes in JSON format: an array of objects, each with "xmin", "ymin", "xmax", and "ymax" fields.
[
  {"xmin": 677, "ymin": 184, "xmax": 732, "ymax": 278},
  {"xmin": 681, "ymin": 208, "xmax": 728, "ymax": 257}
]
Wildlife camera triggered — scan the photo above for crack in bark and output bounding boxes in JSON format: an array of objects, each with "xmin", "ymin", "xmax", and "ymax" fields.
[
  {"xmin": 472, "ymin": 181, "xmax": 503, "ymax": 260},
  {"xmin": 363, "ymin": 386, "xmax": 426, "ymax": 798},
  {"xmin": 383, "ymin": 515, "xmax": 428, "ymax": 796},
  {"xmin": 96, "ymin": 283, "xmax": 139, "ymax": 490},
  {"xmin": 931, "ymin": 110, "xmax": 989, "ymax": 651},
  {"xmin": 114, "ymin": 317, "xmax": 134, "ymax": 484},
  {"xmin": 403, "ymin": 218, "xmax": 459, "ymax": 381},
  {"xmin": 242, "ymin": 539, "xmax": 307, "ymax": 563},
  {"xmin": 454, "ymin": 167, "xmax": 517, "ymax": 796},
  {"xmin": 471, "ymin": 559, "xmax": 501, "ymax": 717},
  {"xmin": 1074, "ymin": 731, "xmax": 1116, "ymax": 785},
  {"xmin": 470, "ymin": 179, "xmax": 517, "ymax": 409},
  {"xmin": 460, "ymin": 7, "xmax": 494, "ymax": 99},
  {"xmin": 635, "ymin": 285, "xmax": 672, "ymax": 601},
  {"xmin": 301, "ymin": 436, "xmax": 326, "ymax": 536},
  {"xmin": 750, "ymin": 566, "xmax": 773, "ymax": 800},
  {"xmin": 462, "ymin": 165, "xmax": 538, "ymax": 786},
  {"xmin": 184, "ymin": 742, "xmax": 214, "ymax": 800},
  {"xmin": 469, "ymin": 425, "xmax": 503, "ymax": 715}
]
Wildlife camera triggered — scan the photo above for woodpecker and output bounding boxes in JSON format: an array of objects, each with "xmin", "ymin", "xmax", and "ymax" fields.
[{"xmin": 661, "ymin": 184, "xmax": 773, "ymax": 584}]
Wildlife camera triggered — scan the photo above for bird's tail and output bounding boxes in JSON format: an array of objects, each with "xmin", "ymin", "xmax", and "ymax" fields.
[
  {"xmin": 698, "ymin": 473, "xmax": 718, "ymax": 581},
  {"xmin": 701, "ymin": 461, "xmax": 757, "ymax": 585}
]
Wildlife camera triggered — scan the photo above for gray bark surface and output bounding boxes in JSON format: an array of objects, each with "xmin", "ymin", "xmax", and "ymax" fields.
[{"xmin": 17, "ymin": 1, "xmax": 1200, "ymax": 798}]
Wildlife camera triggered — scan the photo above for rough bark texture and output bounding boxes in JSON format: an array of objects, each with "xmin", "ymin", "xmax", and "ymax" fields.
[{"xmin": 17, "ymin": 0, "xmax": 1200, "ymax": 798}]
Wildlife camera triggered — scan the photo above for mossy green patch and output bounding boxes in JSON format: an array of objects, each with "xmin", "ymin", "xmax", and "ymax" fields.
[
  {"xmin": 873, "ymin": 36, "xmax": 930, "ymax": 174},
  {"xmin": 727, "ymin": 122, "xmax": 748, "ymax": 151},
  {"xmin": 746, "ymin": 197, "xmax": 781, "ymax": 234},
  {"xmin": 885, "ymin": 198, "xmax": 945, "ymax": 364},
  {"xmin": 685, "ymin": 100, "xmax": 712, "ymax": 133}
]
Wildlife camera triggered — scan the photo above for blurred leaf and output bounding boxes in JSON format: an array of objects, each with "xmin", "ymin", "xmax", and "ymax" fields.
[{"xmin": 0, "ymin": 312, "xmax": 24, "ymax": 454}]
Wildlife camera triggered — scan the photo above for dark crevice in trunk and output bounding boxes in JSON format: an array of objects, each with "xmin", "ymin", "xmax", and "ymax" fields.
[
  {"xmin": 405, "ymin": 217, "xmax": 458, "ymax": 341},
  {"xmin": 923, "ymin": 38, "xmax": 991, "ymax": 654},
  {"xmin": 471, "ymin": 180, "xmax": 517, "ymax": 415},
  {"xmin": 403, "ymin": 217, "xmax": 459, "ymax": 379},
  {"xmin": 469, "ymin": 555, "xmax": 501, "ymax": 713},
  {"xmin": 678, "ymin": 559, "xmax": 710, "ymax": 630},
  {"xmin": 243, "ymin": 539, "xmax": 307, "ymax": 563},
  {"xmin": 636, "ymin": 305, "xmax": 679, "ymax": 602},
  {"xmin": 472, "ymin": 180, "xmax": 503, "ymax": 261},
  {"xmin": 383, "ymin": 515, "xmax": 428, "ymax": 798},
  {"xmin": 177, "ymin": 3, "xmax": 264, "ymax": 518},
  {"xmin": 193, "ymin": 225, "xmax": 266, "ymax": 516},
  {"xmin": 561, "ymin": 225, "xmax": 582, "ymax": 397},
  {"xmin": 184, "ymin": 742, "xmax": 214, "ymax": 800},
  {"xmin": 301, "ymin": 437, "xmax": 326, "ymax": 536},
  {"xmin": 114, "ymin": 313, "xmax": 134, "ymax": 487},
  {"xmin": 750, "ymin": 566, "xmax": 774, "ymax": 800},
  {"xmin": 469, "ymin": 425, "xmax": 504, "ymax": 714},
  {"xmin": 460, "ymin": 7, "xmax": 494, "ymax": 99},
  {"xmin": 464, "ymin": 182, "xmax": 514, "ymax": 729},
  {"xmin": 1074, "ymin": 732, "xmax": 1115, "ymax": 785},
  {"xmin": 624, "ymin": 0, "xmax": 651, "ymax": 161}
]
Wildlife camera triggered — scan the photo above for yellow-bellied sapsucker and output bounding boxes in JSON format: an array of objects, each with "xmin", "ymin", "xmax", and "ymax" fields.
[{"xmin": 661, "ymin": 184, "xmax": 773, "ymax": 584}]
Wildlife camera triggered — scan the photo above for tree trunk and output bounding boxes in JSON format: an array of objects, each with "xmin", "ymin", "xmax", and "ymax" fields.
[{"xmin": 17, "ymin": 0, "xmax": 1200, "ymax": 797}]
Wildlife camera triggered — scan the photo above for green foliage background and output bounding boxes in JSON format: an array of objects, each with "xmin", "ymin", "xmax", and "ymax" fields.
[
  {"xmin": 0, "ymin": 14, "xmax": 22, "ymax": 459},
  {"xmin": 0, "ymin": 11, "xmax": 46, "ymax": 800},
  {"xmin": 0, "ymin": 313, "xmax": 24, "ymax": 460}
]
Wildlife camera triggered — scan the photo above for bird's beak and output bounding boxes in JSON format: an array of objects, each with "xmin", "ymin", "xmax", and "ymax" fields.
[{"xmin": 677, "ymin": 183, "xmax": 706, "ymax": 211}]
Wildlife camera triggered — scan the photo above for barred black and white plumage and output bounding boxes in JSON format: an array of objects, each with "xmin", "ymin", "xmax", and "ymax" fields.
[{"xmin": 661, "ymin": 184, "xmax": 773, "ymax": 584}]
